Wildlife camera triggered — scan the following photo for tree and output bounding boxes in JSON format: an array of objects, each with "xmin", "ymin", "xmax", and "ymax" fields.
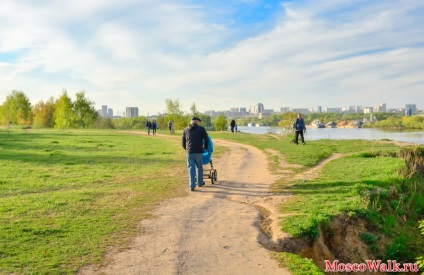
[
  {"xmin": 165, "ymin": 98, "xmax": 183, "ymax": 115},
  {"xmin": 214, "ymin": 114, "xmax": 227, "ymax": 131},
  {"xmin": 54, "ymin": 91, "xmax": 74, "ymax": 129},
  {"xmin": 0, "ymin": 90, "xmax": 32, "ymax": 125},
  {"xmin": 278, "ymin": 112, "xmax": 297, "ymax": 135},
  {"xmin": 190, "ymin": 102, "xmax": 199, "ymax": 116},
  {"xmin": 72, "ymin": 91, "xmax": 99, "ymax": 128},
  {"xmin": 32, "ymin": 98, "xmax": 55, "ymax": 128}
]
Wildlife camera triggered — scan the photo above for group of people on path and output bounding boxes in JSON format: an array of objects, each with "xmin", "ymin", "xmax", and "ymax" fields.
[
  {"xmin": 145, "ymin": 120, "xmax": 175, "ymax": 135},
  {"xmin": 145, "ymin": 120, "xmax": 157, "ymax": 135}
]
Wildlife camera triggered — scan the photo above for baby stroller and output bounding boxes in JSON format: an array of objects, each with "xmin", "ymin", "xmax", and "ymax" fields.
[{"xmin": 202, "ymin": 136, "xmax": 218, "ymax": 184}]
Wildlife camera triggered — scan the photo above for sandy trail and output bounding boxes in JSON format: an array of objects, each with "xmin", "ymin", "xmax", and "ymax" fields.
[{"xmin": 79, "ymin": 138, "xmax": 291, "ymax": 275}]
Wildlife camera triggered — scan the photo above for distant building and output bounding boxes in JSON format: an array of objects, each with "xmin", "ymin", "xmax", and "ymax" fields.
[
  {"xmin": 239, "ymin": 107, "xmax": 247, "ymax": 116},
  {"xmin": 374, "ymin": 103, "xmax": 386, "ymax": 113},
  {"xmin": 317, "ymin": 106, "xmax": 322, "ymax": 113},
  {"xmin": 356, "ymin": 106, "xmax": 363, "ymax": 113},
  {"xmin": 405, "ymin": 104, "xmax": 417, "ymax": 113},
  {"xmin": 292, "ymin": 108, "xmax": 309, "ymax": 114},
  {"xmin": 107, "ymin": 108, "xmax": 113, "ymax": 117},
  {"xmin": 252, "ymin": 103, "xmax": 264, "ymax": 114},
  {"xmin": 205, "ymin": 110, "xmax": 218, "ymax": 117},
  {"xmin": 101, "ymin": 105, "xmax": 108, "ymax": 117},
  {"xmin": 126, "ymin": 107, "xmax": 139, "ymax": 118},
  {"xmin": 342, "ymin": 106, "xmax": 356, "ymax": 113},
  {"xmin": 280, "ymin": 107, "xmax": 290, "ymax": 113},
  {"xmin": 324, "ymin": 108, "xmax": 342, "ymax": 113},
  {"xmin": 363, "ymin": 107, "xmax": 374, "ymax": 114}
]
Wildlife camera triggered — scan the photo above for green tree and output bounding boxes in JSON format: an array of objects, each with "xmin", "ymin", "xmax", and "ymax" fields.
[
  {"xmin": 165, "ymin": 98, "xmax": 183, "ymax": 115},
  {"xmin": 72, "ymin": 91, "xmax": 99, "ymax": 128},
  {"xmin": 190, "ymin": 102, "xmax": 199, "ymax": 116},
  {"xmin": 32, "ymin": 98, "xmax": 55, "ymax": 128},
  {"xmin": 0, "ymin": 90, "xmax": 32, "ymax": 125},
  {"xmin": 278, "ymin": 112, "xmax": 297, "ymax": 135},
  {"xmin": 214, "ymin": 114, "xmax": 227, "ymax": 131},
  {"xmin": 54, "ymin": 91, "xmax": 74, "ymax": 129}
]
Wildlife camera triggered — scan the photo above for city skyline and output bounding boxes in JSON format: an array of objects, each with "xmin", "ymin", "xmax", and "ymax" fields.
[
  {"xmin": 99, "ymin": 102, "xmax": 419, "ymax": 118},
  {"xmin": 1, "ymin": 1, "xmax": 423, "ymax": 114}
]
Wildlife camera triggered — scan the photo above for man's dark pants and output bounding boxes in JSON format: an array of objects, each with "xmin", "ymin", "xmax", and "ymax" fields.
[{"xmin": 295, "ymin": 130, "xmax": 305, "ymax": 144}]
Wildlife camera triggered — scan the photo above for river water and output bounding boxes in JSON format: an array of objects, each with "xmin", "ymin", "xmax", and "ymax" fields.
[{"xmin": 236, "ymin": 126, "xmax": 424, "ymax": 145}]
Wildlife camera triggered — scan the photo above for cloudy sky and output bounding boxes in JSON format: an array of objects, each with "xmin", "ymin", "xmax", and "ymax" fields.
[{"xmin": 1, "ymin": 0, "xmax": 423, "ymax": 115}]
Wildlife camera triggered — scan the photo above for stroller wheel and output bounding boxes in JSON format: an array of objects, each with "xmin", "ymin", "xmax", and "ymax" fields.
[
  {"xmin": 213, "ymin": 170, "xmax": 218, "ymax": 181},
  {"xmin": 211, "ymin": 172, "xmax": 215, "ymax": 184}
]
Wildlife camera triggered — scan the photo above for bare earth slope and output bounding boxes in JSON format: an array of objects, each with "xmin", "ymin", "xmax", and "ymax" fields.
[{"xmin": 79, "ymin": 139, "xmax": 290, "ymax": 275}]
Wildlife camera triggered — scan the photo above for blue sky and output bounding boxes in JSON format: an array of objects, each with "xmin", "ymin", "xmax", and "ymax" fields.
[{"xmin": 1, "ymin": 0, "xmax": 423, "ymax": 115}]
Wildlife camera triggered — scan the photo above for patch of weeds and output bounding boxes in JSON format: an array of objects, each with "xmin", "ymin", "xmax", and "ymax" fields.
[
  {"xmin": 384, "ymin": 235, "xmax": 417, "ymax": 263},
  {"xmin": 273, "ymin": 252, "xmax": 324, "ymax": 275},
  {"xmin": 360, "ymin": 232, "xmax": 380, "ymax": 254},
  {"xmin": 382, "ymin": 214, "xmax": 397, "ymax": 233},
  {"xmin": 361, "ymin": 232, "xmax": 378, "ymax": 245}
]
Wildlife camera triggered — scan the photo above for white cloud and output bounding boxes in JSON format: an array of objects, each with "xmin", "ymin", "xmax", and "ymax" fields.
[{"xmin": 0, "ymin": 0, "xmax": 423, "ymax": 113}]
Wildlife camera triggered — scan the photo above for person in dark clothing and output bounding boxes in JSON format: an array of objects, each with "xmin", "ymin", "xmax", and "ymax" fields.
[
  {"xmin": 146, "ymin": 120, "xmax": 152, "ymax": 135},
  {"xmin": 293, "ymin": 113, "xmax": 306, "ymax": 145},
  {"xmin": 152, "ymin": 120, "xmax": 157, "ymax": 135},
  {"xmin": 182, "ymin": 117, "xmax": 209, "ymax": 191},
  {"xmin": 230, "ymin": 119, "xmax": 236, "ymax": 133}
]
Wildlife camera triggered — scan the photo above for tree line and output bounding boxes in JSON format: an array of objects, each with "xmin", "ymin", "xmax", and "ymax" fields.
[
  {"xmin": 0, "ymin": 91, "xmax": 229, "ymax": 131},
  {"xmin": 2, "ymin": 90, "xmax": 421, "ymax": 130}
]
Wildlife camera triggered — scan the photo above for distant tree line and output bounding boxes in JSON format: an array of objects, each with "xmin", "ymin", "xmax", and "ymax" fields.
[
  {"xmin": 0, "ymin": 91, "xmax": 229, "ymax": 131},
  {"xmin": 3, "ymin": 90, "xmax": 420, "ymax": 130}
]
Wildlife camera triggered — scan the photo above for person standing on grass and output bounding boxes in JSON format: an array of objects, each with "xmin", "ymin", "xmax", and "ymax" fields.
[
  {"xmin": 293, "ymin": 113, "xmax": 306, "ymax": 145},
  {"xmin": 182, "ymin": 117, "xmax": 209, "ymax": 191},
  {"xmin": 152, "ymin": 120, "xmax": 157, "ymax": 135},
  {"xmin": 168, "ymin": 120, "xmax": 174, "ymax": 134},
  {"xmin": 230, "ymin": 119, "xmax": 236, "ymax": 133},
  {"xmin": 146, "ymin": 120, "xmax": 152, "ymax": 135}
]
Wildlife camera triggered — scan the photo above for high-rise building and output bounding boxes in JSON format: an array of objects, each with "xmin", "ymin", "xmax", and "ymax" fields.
[
  {"xmin": 253, "ymin": 103, "xmax": 264, "ymax": 114},
  {"xmin": 363, "ymin": 107, "xmax": 374, "ymax": 113},
  {"xmin": 108, "ymin": 108, "xmax": 113, "ymax": 117},
  {"xmin": 374, "ymin": 103, "xmax": 386, "ymax": 113},
  {"xmin": 126, "ymin": 107, "xmax": 139, "ymax": 118},
  {"xmin": 317, "ymin": 106, "xmax": 322, "ymax": 113},
  {"xmin": 101, "ymin": 105, "xmax": 108, "ymax": 117},
  {"xmin": 405, "ymin": 104, "xmax": 417, "ymax": 113}
]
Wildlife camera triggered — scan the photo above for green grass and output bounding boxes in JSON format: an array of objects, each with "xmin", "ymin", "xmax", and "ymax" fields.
[
  {"xmin": 0, "ymin": 129, "xmax": 188, "ymax": 274},
  {"xmin": 211, "ymin": 132, "xmax": 399, "ymax": 168},
  {"xmin": 279, "ymin": 154, "xmax": 405, "ymax": 239},
  {"xmin": 272, "ymin": 252, "xmax": 324, "ymax": 275}
]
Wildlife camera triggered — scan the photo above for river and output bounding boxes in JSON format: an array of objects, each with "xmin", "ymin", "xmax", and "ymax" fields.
[{"xmin": 236, "ymin": 126, "xmax": 424, "ymax": 145}]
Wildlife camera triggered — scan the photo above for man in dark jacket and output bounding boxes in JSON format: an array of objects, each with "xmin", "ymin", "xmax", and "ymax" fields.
[
  {"xmin": 182, "ymin": 117, "xmax": 209, "ymax": 191},
  {"xmin": 293, "ymin": 113, "xmax": 306, "ymax": 145}
]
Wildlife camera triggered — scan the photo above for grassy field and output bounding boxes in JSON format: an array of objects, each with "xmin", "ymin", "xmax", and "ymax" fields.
[
  {"xmin": 0, "ymin": 129, "xmax": 188, "ymax": 274},
  {"xmin": 1, "ymin": 129, "xmax": 422, "ymax": 273}
]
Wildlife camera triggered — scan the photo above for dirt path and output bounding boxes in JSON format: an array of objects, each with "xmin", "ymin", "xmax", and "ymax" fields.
[{"xmin": 79, "ymin": 138, "xmax": 291, "ymax": 275}]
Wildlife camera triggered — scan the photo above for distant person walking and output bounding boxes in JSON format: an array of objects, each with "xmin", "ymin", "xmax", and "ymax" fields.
[
  {"xmin": 293, "ymin": 113, "xmax": 306, "ymax": 145},
  {"xmin": 146, "ymin": 120, "xmax": 152, "ymax": 135},
  {"xmin": 168, "ymin": 120, "xmax": 174, "ymax": 134},
  {"xmin": 230, "ymin": 119, "xmax": 236, "ymax": 133},
  {"xmin": 182, "ymin": 117, "xmax": 209, "ymax": 191},
  {"xmin": 152, "ymin": 120, "xmax": 157, "ymax": 135}
]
